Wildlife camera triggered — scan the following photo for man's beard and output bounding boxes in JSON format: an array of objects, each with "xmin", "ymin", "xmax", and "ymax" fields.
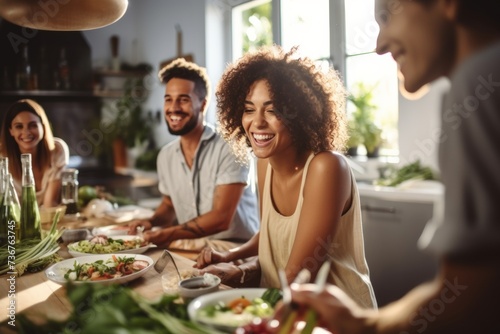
[{"xmin": 166, "ymin": 112, "xmax": 199, "ymax": 136}]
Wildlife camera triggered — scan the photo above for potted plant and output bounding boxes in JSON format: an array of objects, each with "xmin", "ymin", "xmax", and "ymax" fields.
[
  {"xmin": 346, "ymin": 119, "xmax": 363, "ymax": 156},
  {"xmin": 347, "ymin": 83, "xmax": 383, "ymax": 158},
  {"xmin": 104, "ymin": 78, "xmax": 156, "ymax": 168}
]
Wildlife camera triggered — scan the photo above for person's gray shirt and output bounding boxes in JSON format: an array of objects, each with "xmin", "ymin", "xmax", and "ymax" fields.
[
  {"xmin": 419, "ymin": 41, "xmax": 500, "ymax": 259},
  {"xmin": 157, "ymin": 125, "xmax": 259, "ymax": 241}
]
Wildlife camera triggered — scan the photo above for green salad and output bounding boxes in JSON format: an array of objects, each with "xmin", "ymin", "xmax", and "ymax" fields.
[
  {"xmin": 197, "ymin": 288, "xmax": 282, "ymax": 328},
  {"xmin": 68, "ymin": 235, "xmax": 148, "ymax": 254}
]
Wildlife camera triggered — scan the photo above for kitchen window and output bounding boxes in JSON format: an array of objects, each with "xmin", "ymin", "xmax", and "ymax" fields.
[{"xmin": 231, "ymin": 0, "xmax": 399, "ymax": 157}]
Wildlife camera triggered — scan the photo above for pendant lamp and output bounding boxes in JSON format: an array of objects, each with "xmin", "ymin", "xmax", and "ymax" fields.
[{"xmin": 0, "ymin": 0, "xmax": 128, "ymax": 31}]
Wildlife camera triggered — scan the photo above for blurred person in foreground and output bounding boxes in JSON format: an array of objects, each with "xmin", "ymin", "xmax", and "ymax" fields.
[
  {"xmin": 195, "ymin": 45, "xmax": 376, "ymax": 309},
  {"xmin": 128, "ymin": 58, "xmax": 259, "ymax": 252},
  {"xmin": 0, "ymin": 99, "xmax": 69, "ymax": 207},
  {"xmin": 286, "ymin": 0, "xmax": 500, "ymax": 333}
]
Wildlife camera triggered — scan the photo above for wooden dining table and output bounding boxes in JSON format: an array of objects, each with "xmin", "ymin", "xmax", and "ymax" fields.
[
  {"xmin": 0, "ymin": 213, "xmax": 206, "ymax": 332},
  {"xmin": 0, "ymin": 214, "xmax": 329, "ymax": 334},
  {"xmin": 0, "ymin": 245, "xmax": 201, "ymax": 330}
]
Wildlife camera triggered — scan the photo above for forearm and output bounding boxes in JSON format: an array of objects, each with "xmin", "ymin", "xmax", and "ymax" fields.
[
  {"xmin": 224, "ymin": 232, "xmax": 260, "ymax": 262},
  {"xmin": 149, "ymin": 197, "xmax": 175, "ymax": 227},
  {"xmin": 164, "ymin": 210, "xmax": 231, "ymax": 242},
  {"xmin": 237, "ymin": 256, "xmax": 261, "ymax": 286},
  {"xmin": 374, "ymin": 259, "xmax": 500, "ymax": 334}
]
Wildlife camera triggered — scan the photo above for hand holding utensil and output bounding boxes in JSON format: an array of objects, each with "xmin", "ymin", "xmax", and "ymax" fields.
[
  {"xmin": 300, "ymin": 261, "xmax": 331, "ymax": 334},
  {"xmin": 275, "ymin": 262, "xmax": 330, "ymax": 334},
  {"xmin": 277, "ymin": 268, "xmax": 311, "ymax": 334}
]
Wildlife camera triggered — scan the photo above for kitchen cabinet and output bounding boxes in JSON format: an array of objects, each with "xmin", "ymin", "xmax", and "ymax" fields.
[
  {"xmin": 0, "ymin": 20, "xmax": 92, "ymax": 93},
  {"xmin": 361, "ymin": 195, "xmax": 439, "ymax": 307}
]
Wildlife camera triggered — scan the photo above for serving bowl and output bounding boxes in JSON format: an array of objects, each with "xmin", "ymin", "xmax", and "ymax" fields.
[{"xmin": 188, "ymin": 288, "xmax": 268, "ymax": 333}]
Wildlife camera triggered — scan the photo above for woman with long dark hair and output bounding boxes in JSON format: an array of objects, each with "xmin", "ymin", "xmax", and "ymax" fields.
[{"xmin": 1, "ymin": 99, "xmax": 69, "ymax": 207}]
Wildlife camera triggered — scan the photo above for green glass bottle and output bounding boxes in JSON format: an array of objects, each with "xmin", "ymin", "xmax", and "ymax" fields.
[
  {"xmin": 0, "ymin": 157, "xmax": 7, "ymax": 205},
  {"xmin": 20, "ymin": 153, "xmax": 41, "ymax": 241},
  {"xmin": 1, "ymin": 173, "xmax": 21, "ymax": 246}
]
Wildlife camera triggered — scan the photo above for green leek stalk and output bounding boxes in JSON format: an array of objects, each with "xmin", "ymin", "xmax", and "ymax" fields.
[{"xmin": 0, "ymin": 209, "xmax": 62, "ymax": 276}]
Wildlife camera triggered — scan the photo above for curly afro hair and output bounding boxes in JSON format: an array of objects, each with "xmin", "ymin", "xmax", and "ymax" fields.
[
  {"xmin": 216, "ymin": 45, "xmax": 348, "ymax": 163},
  {"xmin": 158, "ymin": 58, "xmax": 211, "ymax": 103}
]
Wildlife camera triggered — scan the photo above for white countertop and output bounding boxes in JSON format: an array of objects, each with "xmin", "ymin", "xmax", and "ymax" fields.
[{"xmin": 357, "ymin": 180, "xmax": 444, "ymax": 204}]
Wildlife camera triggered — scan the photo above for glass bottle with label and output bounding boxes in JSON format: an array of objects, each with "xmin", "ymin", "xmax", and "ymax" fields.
[
  {"xmin": 16, "ymin": 45, "xmax": 30, "ymax": 90},
  {"xmin": 61, "ymin": 168, "xmax": 79, "ymax": 216},
  {"xmin": 0, "ymin": 173, "xmax": 21, "ymax": 246},
  {"xmin": 20, "ymin": 153, "xmax": 41, "ymax": 241},
  {"xmin": 15, "ymin": 45, "xmax": 37, "ymax": 90},
  {"xmin": 56, "ymin": 47, "xmax": 71, "ymax": 90}
]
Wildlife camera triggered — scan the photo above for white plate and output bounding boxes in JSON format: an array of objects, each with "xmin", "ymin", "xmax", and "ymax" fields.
[
  {"xmin": 188, "ymin": 288, "xmax": 268, "ymax": 333},
  {"xmin": 103, "ymin": 205, "xmax": 154, "ymax": 223},
  {"xmin": 92, "ymin": 225, "xmax": 131, "ymax": 237},
  {"xmin": 45, "ymin": 254, "xmax": 154, "ymax": 285},
  {"xmin": 67, "ymin": 235, "xmax": 157, "ymax": 257}
]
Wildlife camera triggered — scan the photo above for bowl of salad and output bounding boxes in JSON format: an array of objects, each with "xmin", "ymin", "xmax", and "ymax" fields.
[
  {"xmin": 67, "ymin": 235, "xmax": 156, "ymax": 257},
  {"xmin": 188, "ymin": 288, "xmax": 282, "ymax": 333}
]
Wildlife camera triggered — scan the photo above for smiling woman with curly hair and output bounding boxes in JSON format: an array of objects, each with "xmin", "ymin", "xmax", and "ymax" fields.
[
  {"xmin": 195, "ymin": 45, "xmax": 376, "ymax": 309},
  {"xmin": 216, "ymin": 45, "xmax": 348, "ymax": 163}
]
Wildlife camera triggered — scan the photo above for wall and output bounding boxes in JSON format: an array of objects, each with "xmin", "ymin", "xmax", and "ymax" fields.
[
  {"xmin": 398, "ymin": 78, "xmax": 450, "ymax": 172},
  {"xmin": 83, "ymin": 1, "xmax": 446, "ymax": 172},
  {"xmin": 83, "ymin": 0, "xmax": 209, "ymax": 148}
]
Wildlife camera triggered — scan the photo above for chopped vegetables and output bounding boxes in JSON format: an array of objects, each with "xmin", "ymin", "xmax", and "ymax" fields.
[
  {"xmin": 63, "ymin": 255, "xmax": 146, "ymax": 281},
  {"xmin": 197, "ymin": 289, "xmax": 278, "ymax": 328},
  {"xmin": 68, "ymin": 235, "xmax": 148, "ymax": 254},
  {"xmin": 260, "ymin": 287, "xmax": 283, "ymax": 307}
]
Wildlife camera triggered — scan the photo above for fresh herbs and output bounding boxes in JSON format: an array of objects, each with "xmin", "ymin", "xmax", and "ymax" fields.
[
  {"xmin": 0, "ymin": 212, "xmax": 63, "ymax": 276},
  {"xmin": 15, "ymin": 283, "xmax": 224, "ymax": 334},
  {"xmin": 375, "ymin": 160, "xmax": 437, "ymax": 187}
]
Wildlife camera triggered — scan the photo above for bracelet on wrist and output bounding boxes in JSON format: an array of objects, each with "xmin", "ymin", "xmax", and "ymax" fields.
[{"xmin": 236, "ymin": 266, "xmax": 246, "ymax": 284}]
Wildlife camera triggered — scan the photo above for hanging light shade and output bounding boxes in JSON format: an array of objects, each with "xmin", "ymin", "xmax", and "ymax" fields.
[{"xmin": 0, "ymin": 0, "xmax": 128, "ymax": 31}]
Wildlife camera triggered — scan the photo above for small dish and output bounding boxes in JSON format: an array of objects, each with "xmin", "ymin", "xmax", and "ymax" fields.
[
  {"xmin": 161, "ymin": 269, "xmax": 200, "ymax": 294},
  {"xmin": 178, "ymin": 274, "xmax": 221, "ymax": 302}
]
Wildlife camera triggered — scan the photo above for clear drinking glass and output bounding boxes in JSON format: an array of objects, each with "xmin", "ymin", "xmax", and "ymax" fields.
[{"xmin": 61, "ymin": 168, "xmax": 79, "ymax": 215}]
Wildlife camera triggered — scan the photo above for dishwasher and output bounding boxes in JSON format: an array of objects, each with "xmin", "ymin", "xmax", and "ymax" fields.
[{"xmin": 361, "ymin": 195, "xmax": 439, "ymax": 307}]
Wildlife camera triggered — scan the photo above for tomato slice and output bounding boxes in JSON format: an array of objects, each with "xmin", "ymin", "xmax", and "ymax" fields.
[{"xmin": 228, "ymin": 297, "xmax": 252, "ymax": 314}]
